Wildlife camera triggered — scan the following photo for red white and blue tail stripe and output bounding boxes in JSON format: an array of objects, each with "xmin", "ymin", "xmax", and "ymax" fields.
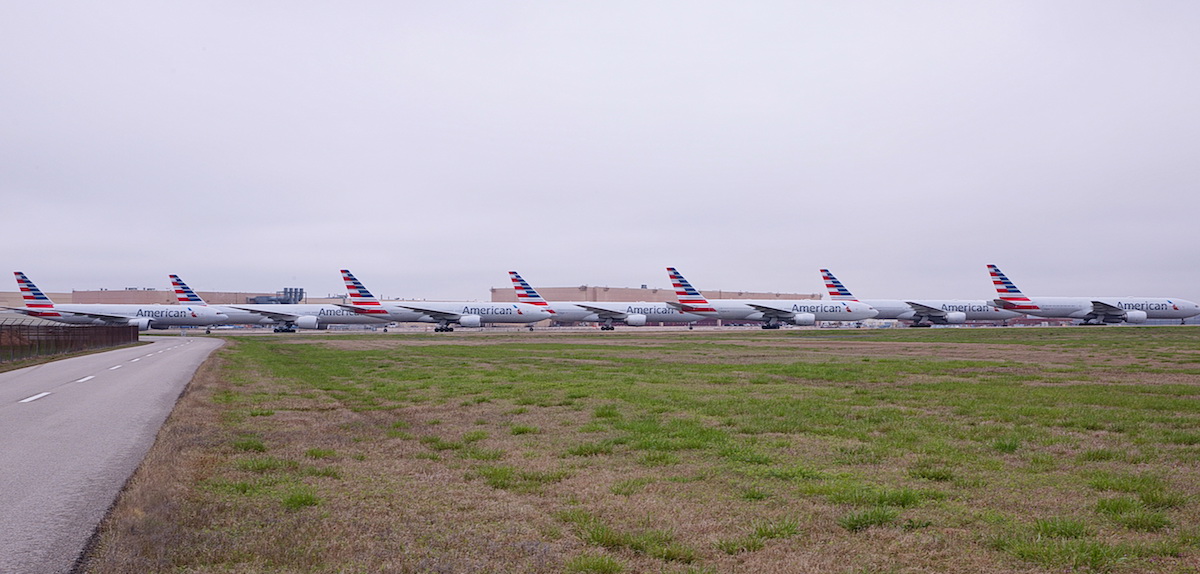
[
  {"xmin": 988, "ymin": 264, "xmax": 1040, "ymax": 311},
  {"xmin": 667, "ymin": 267, "xmax": 716, "ymax": 313},
  {"xmin": 14, "ymin": 271, "xmax": 61, "ymax": 317},
  {"xmin": 340, "ymin": 269, "xmax": 390, "ymax": 315},
  {"xmin": 169, "ymin": 275, "xmax": 208, "ymax": 304},
  {"xmin": 509, "ymin": 271, "xmax": 550, "ymax": 307},
  {"xmin": 820, "ymin": 269, "xmax": 858, "ymax": 301},
  {"xmin": 15, "ymin": 271, "xmax": 55, "ymax": 308}
]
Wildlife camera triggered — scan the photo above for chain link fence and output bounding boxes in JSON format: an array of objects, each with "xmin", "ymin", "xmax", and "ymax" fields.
[{"xmin": 0, "ymin": 321, "xmax": 139, "ymax": 363}]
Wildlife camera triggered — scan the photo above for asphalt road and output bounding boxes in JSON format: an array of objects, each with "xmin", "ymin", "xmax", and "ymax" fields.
[{"xmin": 0, "ymin": 335, "xmax": 224, "ymax": 574}]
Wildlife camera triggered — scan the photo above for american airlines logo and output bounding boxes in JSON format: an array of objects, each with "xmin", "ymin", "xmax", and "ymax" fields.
[
  {"xmin": 791, "ymin": 304, "xmax": 849, "ymax": 313},
  {"xmin": 1118, "ymin": 302, "xmax": 1171, "ymax": 312},
  {"xmin": 135, "ymin": 309, "xmax": 198, "ymax": 318},
  {"xmin": 462, "ymin": 306, "xmax": 519, "ymax": 315},
  {"xmin": 941, "ymin": 304, "xmax": 992, "ymax": 313},
  {"xmin": 626, "ymin": 305, "xmax": 679, "ymax": 315}
]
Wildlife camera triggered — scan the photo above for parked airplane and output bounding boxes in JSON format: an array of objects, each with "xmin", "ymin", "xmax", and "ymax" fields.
[
  {"xmin": 5, "ymin": 271, "xmax": 227, "ymax": 330},
  {"xmin": 666, "ymin": 267, "xmax": 878, "ymax": 328},
  {"xmin": 341, "ymin": 270, "xmax": 552, "ymax": 332},
  {"xmin": 987, "ymin": 264, "xmax": 1200, "ymax": 325},
  {"xmin": 169, "ymin": 274, "xmax": 391, "ymax": 332},
  {"xmin": 820, "ymin": 269, "xmax": 1024, "ymax": 327},
  {"xmin": 509, "ymin": 271, "xmax": 706, "ymax": 330}
]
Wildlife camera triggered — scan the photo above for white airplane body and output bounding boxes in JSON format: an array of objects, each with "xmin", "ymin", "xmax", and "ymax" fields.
[
  {"xmin": 171, "ymin": 274, "xmax": 391, "ymax": 332},
  {"xmin": 510, "ymin": 271, "xmax": 706, "ymax": 329},
  {"xmin": 987, "ymin": 264, "xmax": 1200, "ymax": 324},
  {"xmin": 666, "ymin": 268, "xmax": 878, "ymax": 328},
  {"xmin": 8, "ymin": 272, "xmax": 227, "ymax": 330},
  {"xmin": 342, "ymin": 270, "xmax": 551, "ymax": 332},
  {"xmin": 820, "ymin": 269, "xmax": 1023, "ymax": 326}
]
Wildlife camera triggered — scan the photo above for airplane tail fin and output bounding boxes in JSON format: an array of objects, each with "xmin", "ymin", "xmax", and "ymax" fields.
[
  {"xmin": 987, "ymin": 264, "xmax": 1039, "ymax": 310},
  {"xmin": 169, "ymin": 275, "xmax": 208, "ymax": 305},
  {"xmin": 667, "ymin": 267, "xmax": 716, "ymax": 313},
  {"xmin": 15, "ymin": 271, "xmax": 55, "ymax": 308},
  {"xmin": 340, "ymin": 269, "xmax": 390, "ymax": 315},
  {"xmin": 820, "ymin": 269, "xmax": 858, "ymax": 301},
  {"xmin": 509, "ymin": 271, "xmax": 551, "ymax": 308}
]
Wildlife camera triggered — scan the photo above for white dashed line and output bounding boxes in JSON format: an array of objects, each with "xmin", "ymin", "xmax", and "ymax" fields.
[
  {"xmin": 130, "ymin": 358, "xmax": 140, "ymax": 362},
  {"xmin": 109, "ymin": 365, "xmax": 123, "ymax": 371},
  {"xmin": 75, "ymin": 376, "xmax": 95, "ymax": 383},
  {"xmin": 20, "ymin": 392, "xmax": 51, "ymax": 403}
]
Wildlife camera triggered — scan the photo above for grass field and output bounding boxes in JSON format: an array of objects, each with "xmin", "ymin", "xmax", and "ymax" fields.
[{"xmin": 82, "ymin": 327, "xmax": 1200, "ymax": 573}]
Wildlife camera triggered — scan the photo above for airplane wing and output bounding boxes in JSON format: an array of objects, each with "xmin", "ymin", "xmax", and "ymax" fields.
[
  {"xmin": 228, "ymin": 306, "xmax": 301, "ymax": 322},
  {"xmin": 905, "ymin": 301, "xmax": 947, "ymax": 317},
  {"xmin": 745, "ymin": 303, "xmax": 794, "ymax": 318},
  {"xmin": 1, "ymin": 306, "xmax": 63, "ymax": 317},
  {"xmin": 4, "ymin": 307, "xmax": 147, "ymax": 323},
  {"xmin": 1091, "ymin": 301, "xmax": 1126, "ymax": 317},
  {"xmin": 573, "ymin": 303, "xmax": 628, "ymax": 319},
  {"xmin": 333, "ymin": 303, "xmax": 390, "ymax": 316},
  {"xmin": 392, "ymin": 303, "xmax": 461, "ymax": 322}
]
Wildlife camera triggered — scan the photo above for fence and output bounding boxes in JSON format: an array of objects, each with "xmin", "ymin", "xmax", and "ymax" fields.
[{"xmin": 0, "ymin": 323, "xmax": 140, "ymax": 364}]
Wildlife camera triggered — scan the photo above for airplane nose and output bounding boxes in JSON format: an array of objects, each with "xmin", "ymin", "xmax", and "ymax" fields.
[{"xmin": 866, "ymin": 307, "xmax": 879, "ymax": 318}]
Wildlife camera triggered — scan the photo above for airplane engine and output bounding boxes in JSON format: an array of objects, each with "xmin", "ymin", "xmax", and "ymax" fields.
[
  {"xmin": 944, "ymin": 312, "xmax": 967, "ymax": 324},
  {"xmin": 128, "ymin": 317, "xmax": 153, "ymax": 331},
  {"xmin": 788, "ymin": 313, "xmax": 816, "ymax": 326},
  {"xmin": 458, "ymin": 315, "xmax": 482, "ymax": 328},
  {"xmin": 295, "ymin": 316, "xmax": 324, "ymax": 330},
  {"xmin": 1123, "ymin": 310, "xmax": 1148, "ymax": 323},
  {"xmin": 623, "ymin": 314, "xmax": 647, "ymax": 327}
]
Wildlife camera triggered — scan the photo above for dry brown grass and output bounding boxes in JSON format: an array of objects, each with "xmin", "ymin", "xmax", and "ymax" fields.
[{"xmin": 79, "ymin": 328, "xmax": 1200, "ymax": 573}]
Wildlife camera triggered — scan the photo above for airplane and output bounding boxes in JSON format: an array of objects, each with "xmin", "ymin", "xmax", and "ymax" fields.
[
  {"xmin": 6, "ymin": 271, "xmax": 227, "ymax": 330},
  {"xmin": 987, "ymin": 264, "xmax": 1200, "ymax": 325},
  {"xmin": 341, "ymin": 270, "xmax": 552, "ymax": 332},
  {"xmin": 509, "ymin": 271, "xmax": 707, "ymax": 330},
  {"xmin": 666, "ymin": 267, "xmax": 878, "ymax": 328},
  {"xmin": 169, "ymin": 274, "xmax": 391, "ymax": 332},
  {"xmin": 820, "ymin": 269, "xmax": 1024, "ymax": 327}
]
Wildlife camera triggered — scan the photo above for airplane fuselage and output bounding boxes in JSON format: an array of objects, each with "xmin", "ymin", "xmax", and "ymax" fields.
[
  {"xmin": 859, "ymin": 299, "xmax": 1024, "ymax": 322},
  {"xmin": 998, "ymin": 297, "xmax": 1200, "ymax": 321},
  {"xmin": 693, "ymin": 299, "xmax": 878, "ymax": 323},
  {"xmin": 390, "ymin": 302, "xmax": 552, "ymax": 324},
  {"xmin": 26, "ymin": 304, "xmax": 225, "ymax": 328},
  {"xmin": 546, "ymin": 302, "xmax": 706, "ymax": 324}
]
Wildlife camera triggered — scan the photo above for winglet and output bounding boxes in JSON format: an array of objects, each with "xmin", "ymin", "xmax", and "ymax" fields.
[
  {"xmin": 667, "ymin": 267, "xmax": 716, "ymax": 313},
  {"xmin": 169, "ymin": 275, "xmax": 208, "ymax": 305},
  {"xmin": 987, "ymin": 264, "xmax": 1039, "ymax": 310},
  {"xmin": 509, "ymin": 271, "xmax": 553, "ymax": 312},
  {"xmin": 340, "ymin": 270, "xmax": 390, "ymax": 315},
  {"xmin": 15, "ymin": 271, "xmax": 55, "ymax": 308},
  {"xmin": 820, "ymin": 269, "xmax": 858, "ymax": 301}
]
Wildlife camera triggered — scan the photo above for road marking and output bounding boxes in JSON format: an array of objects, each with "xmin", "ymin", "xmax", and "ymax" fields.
[
  {"xmin": 76, "ymin": 376, "xmax": 95, "ymax": 383},
  {"xmin": 145, "ymin": 353, "xmax": 155, "ymax": 357},
  {"xmin": 20, "ymin": 392, "xmax": 51, "ymax": 403},
  {"xmin": 130, "ymin": 358, "xmax": 140, "ymax": 362},
  {"xmin": 109, "ymin": 365, "xmax": 123, "ymax": 370}
]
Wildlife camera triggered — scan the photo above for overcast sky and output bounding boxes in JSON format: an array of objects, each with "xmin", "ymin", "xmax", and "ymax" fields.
[{"xmin": 3, "ymin": 2, "xmax": 1198, "ymax": 301}]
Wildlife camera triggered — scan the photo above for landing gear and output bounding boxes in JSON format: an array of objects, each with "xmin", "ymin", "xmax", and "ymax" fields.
[
  {"xmin": 601, "ymin": 319, "xmax": 615, "ymax": 331},
  {"xmin": 528, "ymin": 326, "xmax": 535, "ymax": 331},
  {"xmin": 434, "ymin": 322, "xmax": 455, "ymax": 333},
  {"xmin": 760, "ymin": 318, "xmax": 781, "ymax": 330},
  {"xmin": 273, "ymin": 324, "xmax": 297, "ymax": 333}
]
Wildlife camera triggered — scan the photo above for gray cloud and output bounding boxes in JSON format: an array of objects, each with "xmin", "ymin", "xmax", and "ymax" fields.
[{"xmin": 3, "ymin": 2, "xmax": 1198, "ymax": 300}]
